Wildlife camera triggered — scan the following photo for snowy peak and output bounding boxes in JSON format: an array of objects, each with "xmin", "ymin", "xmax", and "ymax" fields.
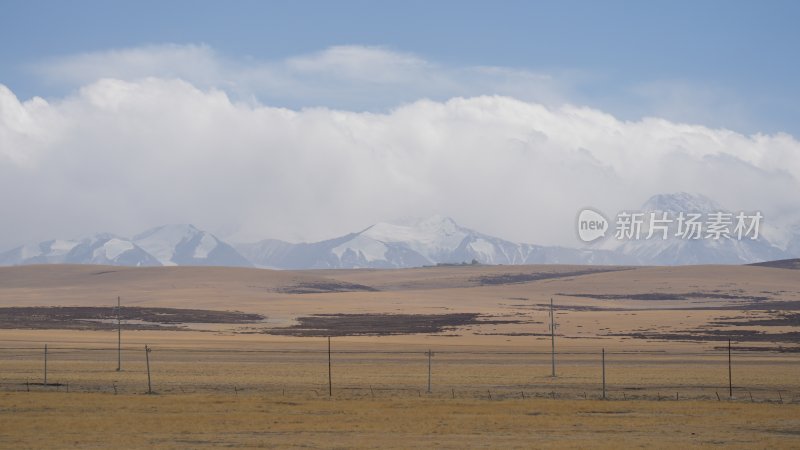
[
  {"xmin": 239, "ymin": 215, "xmax": 621, "ymax": 269},
  {"xmin": 0, "ymin": 239, "xmax": 80, "ymax": 265},
  {"xmin": 0, "ymin": 234, "xmax": 160, "ymax": 267},
  {"xmin": 363, "ymin": 215, "xmax": 462, "ymax": 242},
  {"xmin": 0, "ymin": 225, "xmax": 252, "ymax": 268},
  {"xmin": 1, "ymin": 196, "xmax": 794, "ymax": 269},
  {"xmin": 383, "ymin": 214, "xmax": 460, "ymax": 231},
  {"xmin": 133, "ymin": 224, "xmax": 202, "ymax": 264},
  {"xmin": 608, "ymin": 192, "xmax": 789, "ymax": 264},
  {"xmin": 30, "ymin": 239, "xmax": 80, "ymax": 262},
  {"xmin": 641, "ymin": 192, "xmax": 721, "ymax": 214},
  {"xmin": 788, "ymin": 228, "xmax": 800, "ymax": 257},
  {"xmin": 359, "ymin": 215, "xmax": 470, "ymax": 261},
  {"xmin": 66, "ymin": 234, "xmax": 161, "ymax": 266},
  {"xmin": 134, "ymin": 224, "xmax": 251, "ymax": 267}
]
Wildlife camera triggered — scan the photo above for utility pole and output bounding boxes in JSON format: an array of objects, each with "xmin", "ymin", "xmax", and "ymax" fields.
[
  {"xmin": 728, "ymin": 339, "xmax": 733, "ymax": 398},
  {"xmin": 116, "ymin": 296, "xmax": 121, "ymax": 372},
  {"xmin": 327, "ymin": 337, "xmax": 332, "ymax": 397},
  {"xmin": 44, "ymin": 344, "xmax": 48, "ymax": 385},
  {"xmin": 145, "ymin": 345, "xmax": 152, "ymax": 394},
  {"xmin": 426, "ymin": 349, "xmax": 434, "ymax": 393},
  {"xmin": 549, "ymin": 297, "xmax": 556, "ymax": 377},
  {"xmin": 602, "ymin": 348, "xmax": 606, "ymax": 400}
]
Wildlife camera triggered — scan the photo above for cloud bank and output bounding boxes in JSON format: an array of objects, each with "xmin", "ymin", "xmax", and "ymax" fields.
[
  {"xmin": 32, "ymin": 44, "xmax": 572, "ymax": 110},
  {"xmin": 1, "ymin": 45, "xmax": 799, "ymax": 250}
]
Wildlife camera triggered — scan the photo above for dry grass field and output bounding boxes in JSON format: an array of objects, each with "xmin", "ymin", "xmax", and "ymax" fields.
[
  {"xmin": 1, "ymin": 393, "xmax": 799, "ymax": 448},
  {"xmin": 0, "ymin": 263, "xmax": 799, "ymax": 447}
]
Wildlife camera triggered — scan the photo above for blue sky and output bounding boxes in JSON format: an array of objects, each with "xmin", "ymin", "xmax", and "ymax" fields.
[
  {"xmin": 1, "ymin": 1, "xmax": 799, "ymax": 249},
  {"xmin": 2, "ymin": 0, "xmax": 799, "ymax": 135}
]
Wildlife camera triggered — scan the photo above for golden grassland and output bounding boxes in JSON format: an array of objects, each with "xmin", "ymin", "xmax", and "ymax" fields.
[
  {"xmin": 1, "ymin": 334, "xmax": 798, "ymax": 401},
  {"xmin": 0, "ymin": 263, "xmax": 799, "ymax": 447},
  {"xmin": 1, "ymin": 392, "xmax": 799, "ymax": 448},
  {"xmin": 0, "ymin": 264, "xmax": 798, "ymax": 344}
]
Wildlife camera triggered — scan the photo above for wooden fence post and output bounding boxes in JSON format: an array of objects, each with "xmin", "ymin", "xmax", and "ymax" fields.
[
  {"xmin": 145, "ymin": 345, "xmax": 152, "ymax": 394},
  {"xmin": 728, "ymin": 339, "xmax": 733, "ymax": 398},
  {"xmin": 116, "ymin": 296, "xmax": 122, "ymax": 372},
  {"xmin": 602, "ymin": 348, "xmax": 606, "ymax": 400},
  {"xmin": 426, "ymin": 349, "xmax": 434, "ymax": 394},
  {"xmin": 327, "ymin": 337, "xmax": 332, "ymax": 397}
]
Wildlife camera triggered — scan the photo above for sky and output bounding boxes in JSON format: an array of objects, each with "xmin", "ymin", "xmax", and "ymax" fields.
[{"xmin": 1, "ymin": 1, "xmax": 799, "ymax": 249}]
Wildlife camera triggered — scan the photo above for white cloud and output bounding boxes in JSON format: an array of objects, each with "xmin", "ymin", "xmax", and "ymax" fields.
[
  {"xmin": 1, "ymin": 75, "xmax": 799, "ymax": 250},
  {"xmin": 32, "ymin": 44, "xmax": 573, "ymax": 110},
  {"xmin": 626, "ymin": 80, "xmax": 753, "ymax": 132},
  {"xmin": 285, "ymin": 46, "xmax": 431, "ymax": 82},
  {"xmin": 34, "ymin": 44, "xmax": 224, "ymax": 88}
]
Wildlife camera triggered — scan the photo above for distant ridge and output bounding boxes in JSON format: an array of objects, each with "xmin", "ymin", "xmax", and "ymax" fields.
[
  {"xmin": 602, "ymin": 192, "xmax": 789, "ymax": 265},
  {"xmin": 134, "ymin": 224, "xmax": 252, "ymax": 267},
  {"xmin": 235, "ymin": 215, "xmax": 626, "ymax": 269},
  {"xmin": 0, "ymin": 225, "xmax": 251, "ymax": 268},
  {"xmin": 0, "ymin": 193, "xmax": 796, "ymax": 268},
  {"xmin": 749, "ymin": 258, "xmax": 800, "ymax": 270}
]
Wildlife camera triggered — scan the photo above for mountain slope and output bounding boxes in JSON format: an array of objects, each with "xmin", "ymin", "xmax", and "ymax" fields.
[
  {"xmin": 0, "ymin": 234, "xmax": 160, "ymax": 266},
  {"xmin": 0, "ymin": 194, "xmax": 791, "ymax": 269},
  {"xmin": 0, "ymin": 225, "xmax": 251, "ymax": 268},
  {"xmin": 64, "ymin": 234, "xmax": 162, "ymax": 266},
  {"xmin": 237, "ymin": 215, "xmax": 626, "ymax": 269},
  {"xmin": 134, "ymin": 224, "xmax": 252, "ymax": 267},
  {"xmin": 604, "ymin": 193, "xmax": 789, "ymax": 265},
  {"xmin": 785, "ymin": 225, "xmax": 800, "ymax": 258}
]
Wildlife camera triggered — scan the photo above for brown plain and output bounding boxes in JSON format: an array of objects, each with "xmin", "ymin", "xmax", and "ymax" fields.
[{"xmin": 0, "ymin": 263, "xmax": 798, "ymax": 448}]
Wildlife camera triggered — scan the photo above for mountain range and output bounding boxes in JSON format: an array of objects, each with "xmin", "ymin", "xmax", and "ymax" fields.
[
  {"xmin": 599, "ymin": 193, "xmax": 789, "ymax": 265},
  {"xmin": 0, "ymin": 225, "xmax": 251, "ymax": 268},
  {"xmin": 234, "ymin": 215, "xmax": 628, "ymax": 269},
  {"xmin": 0, "ymin": 193, "xmax": 795, "ymax": 268}
]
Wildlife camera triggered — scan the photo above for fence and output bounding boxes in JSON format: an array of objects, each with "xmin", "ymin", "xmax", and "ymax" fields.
[{"xmin": 1, "ymin": 339, "xmax": 797, "ymax": 403}]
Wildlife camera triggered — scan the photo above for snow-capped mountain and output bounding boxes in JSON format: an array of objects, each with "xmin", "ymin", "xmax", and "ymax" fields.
[
  {"xmin": 0, "ymin": 239, "xmax": 78, "ymax": 265},
  {"xmin": 133, "ymin": 224, "xmax": 252, "ymax": 267},
  {"xmin": 236, "ymin": 215, "xmax": 626, "ymax": 269},
  {"xmin": 603, "ymin": 193, "xmax": 789, "ymax": 264},
  {"xmin": 640, "ymin": 192, "xmax": 720, "ymax": 214},
  {"xmin": 0, "ymin": 225, "xmax": 251, "ymax": 268},
  {"xmin": 64, "ymin": 234, "xmax": 162, "ymax": 266},
  {"xmin": 781, "ymin": 223, "xmax": 800, "ymax": 258},
  {"xmin": 0, "ymin": 234, "xmax": 160, "ymax": 266},
  {"xmin": 0, "ymin": 196, "xmax": 792, "ymax": 269}
]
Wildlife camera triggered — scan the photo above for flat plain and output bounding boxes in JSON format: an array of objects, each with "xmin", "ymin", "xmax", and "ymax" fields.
[{"xmin": 0, "ymin": 263, "xmax": 798, "ymax": 448}]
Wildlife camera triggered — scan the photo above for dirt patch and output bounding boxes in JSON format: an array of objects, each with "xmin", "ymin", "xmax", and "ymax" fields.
[
  {"xmin": 716, "ymin": 345, "xmax": 800, "ymax": 353},
  {"xmin": 473, "ymin": 268, "xmax": 628, "ymax": 286},
  {"xmin": 0, "ymin": 306, "xmax": 264, "ymax": 331},
  {"xmin": 711, "ymin": 312, "xmax": 800, "ymax": 327},
  {"xmin": 475, "ymin": 332, "xmax": 552, "ymax": 337},
  {"xmin": 528, "ymin": 303, "xmax": 630, "ymax": 312},
  {"xmin": 274, "ymin": 281, "xmax": 379, "ymax": 294},
  {"xmin": 265, "ymin": 313, "xmax": 525, "ymax": 336},
  {"xmin": 610, "ymin": 329, "xmax": 800, "ymax": 344},
  {"xmin": 557, "ymin": 292, "xmax": 770, "ymax": 301},
  {"xmin": 611, "ymin": 308, "xmax": 800, "ymax": 344},
  {"xmin": 749, "ymin": 258, "xmax": 800, "ymax": 270},
  {"xmin": 520, "ymin": 302, "xmax": 800, "ymax": 313}
]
